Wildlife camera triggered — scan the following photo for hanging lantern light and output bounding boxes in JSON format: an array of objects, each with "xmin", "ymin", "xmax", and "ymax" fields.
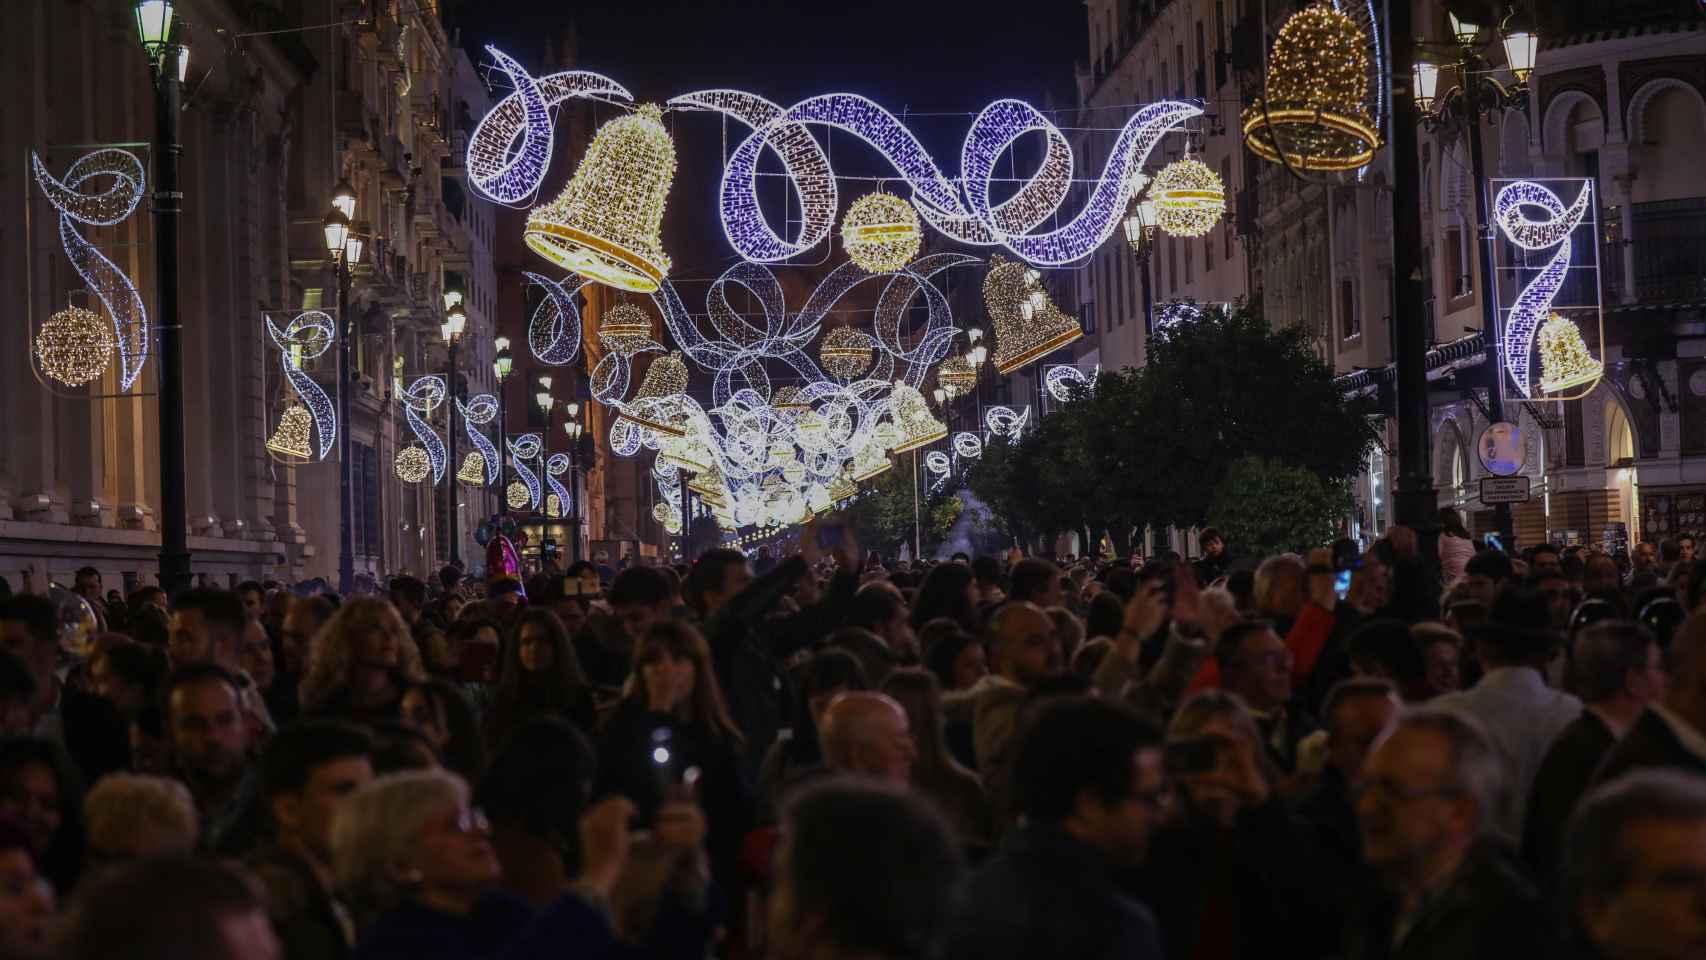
[
  {"xmin": 1242, "ymin": 3, "xmax": 1381, "ymax": 173},
  {"xmin": 1123, "ymin": 196, "xmax": 1158, "ymax": 258},
  {"xmin": 840, "ymin": 192, "xmax": 922, "ymax": 273},
  {"xmin": 1501, "ymin": 31, "xmax": 1538, "ymax": 85},
  {"xmin": 889, "ymin": 381, "xmax": 947, "ymax": 453},
  {"xmin": 1151, "ymin": 158, "xmax": 1226, "ymax": 238},
  {"xmin": 1412, "ymin": 62, "xmax": 1442, "ymax": 114},
  {"xmin": 525, "ymin": 104, "xmax": 676, "ymax": 293},
  {"xmin": 983, "ymin": 254, "xmax": 1081, "ymax": 375},
  {"xmin": 265, "ymin": 404, "xmax": 314, "ymax": 461},
  {"xmin": 820, "ymin": 326, "xmax": 876, "ymax": 380},
  {"xmin": 35, "ymin": 306, "xmax": 115, "ymax": 387}
]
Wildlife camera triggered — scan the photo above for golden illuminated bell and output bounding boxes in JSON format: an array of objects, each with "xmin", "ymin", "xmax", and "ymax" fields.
[
  {"xmin": 889, "ymin": 381, "xmax": 947, "ymax": 453},
  {"xmin": 616, "ymin": 351, "xmax": 689, "ymax": 437},
  {"xmin": 1241, "ymin": 4, "xmax": 1380, "ymax": 172},
  {"xmin": 266, "ymin": 405, "xmax": 314, "ymax": 461},
  {"xmin": 850, "ymin": 443, "xmax": 893, "ymax": 483},
  {"xmin": 525, "ymin": 104, "xmax": 676, "ymax": 293},
  {"xmin": 984, "ymin": 255, "xmax": 1081, "ymax": 375},
  {"xmin": 1537, "ymin": 313, "xmax": 1603, "ymax": 394},
  {"xmin": 456, "ymin": 451, "xmax": 488, "ymax": 485}
]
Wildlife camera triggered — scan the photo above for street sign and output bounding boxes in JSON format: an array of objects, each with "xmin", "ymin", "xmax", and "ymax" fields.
[{"xmin": 1481, "ymin": 476, "xmax": 1531, "ymax": 505}]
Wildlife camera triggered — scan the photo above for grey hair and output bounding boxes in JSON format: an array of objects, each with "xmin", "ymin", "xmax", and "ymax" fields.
[
  {"xmin": 1564, "ymin": 770, "xmax": 1706, "ymax": 913},
  {"xmin": 331, "ymin": 769, "xmax": 467, "ymax": 922},
  {"xmin": 1396, "ymin": 708, "xmax": 1505, "ymax": 837}
]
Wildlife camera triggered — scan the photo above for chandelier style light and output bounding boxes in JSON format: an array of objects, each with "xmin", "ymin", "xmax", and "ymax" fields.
[
  {"xmin": 984, "ymin": 255, "xmax": 1081, "ymax": 374},
  {"xmin": 840, "ymin": 192, "xmax": 922, "ymax": 273},
  {"xmin": 394, "ymin": 445, "xmax": 432, "ymax": 484},
  {"xmin": 525, "ymin": 104, "xmax": 677, "ymax": 293},
  {"xmin": 820, "ymin": 326, "xmax": 876, "ymax": 381},
  {"xmin": 889, "ymin": 381, "xmax": 947, "ymax": 453},
  {"xmin": 1150, "ymin": 158, "xmax": 1226, "ymax": 238},
  {"xmin": 266, "ymin": 405, "xmax": 314, "ymax": 461},
  {"xmin": 1536, "ymin": 314, "xmax": 1602, "ymax": 394},
  {"xmin": 597, "ymin": 302, "xmax": 658, "ymax": 355},
  {"xmin": 35, "ymin": 306, "xmax": 114, "ymax": 387},
  {"xmin": 1242, "ymin": 4, "xmax": 1381, "ymax": 172}
]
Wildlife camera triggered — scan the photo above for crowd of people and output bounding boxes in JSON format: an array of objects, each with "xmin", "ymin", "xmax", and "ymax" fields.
[{"xmin": 0, "ymin": 508, "xmax": 1702, "ymax": 960}]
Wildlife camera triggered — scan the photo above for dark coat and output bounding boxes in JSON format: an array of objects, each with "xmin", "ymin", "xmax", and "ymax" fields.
[
  {"xmin": 248, "ymin": 844, "xmax": 354, "ymax": 960},
  {"xmin": 941, "ymin": 825, "xmax": 1164, "ymax": 960},
  {"xmin": 354, "ymin": 890, "xmax": 624, "ymax": 960},
  {"xmin": 1524, "ymin": 709, "xmax": 1617, "ymax": 885},
  {"xmin": 1342, "ymin": 842, "xmax": 1551, "ymax": 960},
  {"xmin": 699, "ymin": 559, "xmax": 805, "ymax": 776},
  {"xmin": 1591, "ymin": 707, "xmax": 1706, "ymax": 786}
]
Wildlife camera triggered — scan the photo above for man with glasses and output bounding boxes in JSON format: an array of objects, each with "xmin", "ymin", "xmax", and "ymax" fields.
[
  {"xmin": 942, "ymin": 696, "xmax": 1166, "ymax": 960},
  {"xmin": 1216, "ymin": 619, "xmax": 1317, "ymax": 774},
  {"xmin": 1564, "ymin": 769, "xmax": 1706, "ymax": 960},
  {"xmin": 1346, "ymin": 709, "xmax": 1549, "ymax": 959}
]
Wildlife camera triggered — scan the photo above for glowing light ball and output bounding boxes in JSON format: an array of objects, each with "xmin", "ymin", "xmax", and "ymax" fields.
[
  {"xmin": 36, "ymin": 306, "xmax": 114, "ymax": 387},
  {"xmin": 1151, "ymin": 158, "xmax": 1226, "ymax": 238},
  {"xmin": 820, "ymin": 326, "xmax": 876, "ymax": 380},
  {"xmin": 840, "ymin": 191, "xmax": 921, "ymax": 273},
  {"xmin": 395, "ymin": 446, "xmax": 432, "ymax": 484},
  {"xmin": 597, "ymin": 302, "xmax": 656, "ymax": 354}
]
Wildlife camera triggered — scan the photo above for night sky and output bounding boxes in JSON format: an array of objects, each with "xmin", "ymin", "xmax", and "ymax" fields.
[{"xmin": 449, "ymin": 0, "xmax": 1087, "ymax": 283}]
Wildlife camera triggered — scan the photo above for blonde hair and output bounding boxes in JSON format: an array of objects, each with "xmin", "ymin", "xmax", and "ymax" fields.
[
  {"xmin": 84, "ymin": 774, "xmax": 197, "ymax": 858},
  {"xmin": 331, "ymin": 769, "xmax": 466, "ymax": 922},
  {"xmin": 300, "ymin": 597, "xmax": 425, "ymax": 711}
]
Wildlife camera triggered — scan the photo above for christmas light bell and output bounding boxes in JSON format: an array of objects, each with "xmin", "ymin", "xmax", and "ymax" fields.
[{"xmin": 266, "ymin": 405, "xmax": 314, "ymax": 461}]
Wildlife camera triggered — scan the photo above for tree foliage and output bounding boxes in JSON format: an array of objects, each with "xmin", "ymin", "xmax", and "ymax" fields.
[
  {"xmin": 840, "ymin": 453, "xmax": 959, "ymax": 558},
  {"xmin": 1206, "ymin": 456, "xmax": 1352, "ymax": 557},
  {"xmin": 961, "ymin": 298, "xmax": 1375, "ymax": 550}
]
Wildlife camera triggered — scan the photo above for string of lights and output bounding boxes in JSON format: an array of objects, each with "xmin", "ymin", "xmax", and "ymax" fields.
[
  {"xmin": 1491, "ymin": 179, "xmax": 1594, "ymax": 398},
  {"xmin": 264, "ymin": 311, "xmax": 338, "ymax": 461}
]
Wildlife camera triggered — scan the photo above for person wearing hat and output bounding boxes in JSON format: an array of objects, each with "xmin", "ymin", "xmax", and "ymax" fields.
[{"xmin": 1433, "ymin": 588, "xmax": 1581, "ymax": 843}]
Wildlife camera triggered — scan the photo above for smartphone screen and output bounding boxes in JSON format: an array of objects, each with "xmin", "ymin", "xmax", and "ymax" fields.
[
  {"xmin": 1334, "ymin": 569, "xmax": 1352, "ymax": 602},
  {"xmin": 1483, "ymin": 532, "xmax": 1504, "ymax": 553}
]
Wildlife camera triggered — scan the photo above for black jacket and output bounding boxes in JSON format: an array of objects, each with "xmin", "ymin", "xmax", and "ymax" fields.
[
  {"xmin": 941, "ymin": 825, "xmax": 1163, "ymax": 960},
  {"xmin": 1592, "ymin": 707, "xmax": 1706, "ymax": 786},
  {"xmin": 248, "ymin": 844, "xmax": 354, "ymax": 960},
  {"xmin": 1525, "ymin": 709, "xmax": 1617, "ymax": 885},
  {"xmin": 698, "ymin": 559, "xmax": 807, "ymax": 776},
  {"xmin": 1342, "ymin": 842, "xmax": 1551, "ymax": 960}
]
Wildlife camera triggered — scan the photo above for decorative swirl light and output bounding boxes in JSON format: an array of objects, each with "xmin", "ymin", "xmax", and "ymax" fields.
[
  {"xmin": 464, "ymin": 46, "xmax": 632, "ymax": 206},
  {"xmin": 671, "ymin": 91, "xmax": 1200, "ymax": 265},
  {"xmin": 456, "ymin": 394, "xmax": 501, "ymax": 485},
  {"xmin": 924, "ymin": 450, "xmax": 953, "ymax": 495},
  {"xmin": 523, "ymin": 272, "xmax": 587, "ymax": 365},
  {"xmin": 265, "ymin": 311, "xmax": 338, "ymax": 461},
  {"xmin": 31, "ymin": 149, "xmax": 149, "ymax": 389},
  {"xmin": 398, "ymin": 376, "xmax": 448, "ymax": 484},
  {"xmin": 1044, "ymin": 364, "xmax": 1091, "ymax": 402},
  {"xmin": 545, "ymin": 452, "xmax": 572, "ymax": 518},
  {"xmin": 1492, "ymin": 180, "xmax": 1594, "ymax": 398},
  {"xmin": 508, "ymin": 434, "xmax": 543, "ymax": 511},
  {"xmin": 952, "ymin": 431, "xmax": 984, "ymax": 460},
  {"xmin": 984, "ymin": 405, "xmax": 1030, "ymax": 439}
]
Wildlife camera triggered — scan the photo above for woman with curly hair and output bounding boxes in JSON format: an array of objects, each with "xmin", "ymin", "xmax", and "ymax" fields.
[
  {"xmin": 299, "ymin": 597, "xmax": 425, "ymax": 728},
  {"xmin": 486, "ymin": 610, "xmax": 596, "ymax": 750}
]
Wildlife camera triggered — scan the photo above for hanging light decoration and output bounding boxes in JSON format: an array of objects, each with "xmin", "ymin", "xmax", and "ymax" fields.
[
  {"xmin": 506, "ymin": 481, "xmax": 531, "ymax": 510},
  {"xmin": 771, "ymin": 385, "xmax": 810, "ymax": 412},
  {"xmin": 1241, "ymin": 4, "xmax": 1381, "ymax": 173},
  {"xmin": 456, "ymin": 451, "xmax": 488, "ymax": 485},
  {"xmin": 850, "ymin": 443, "xmax": 893, "ymax": 483},
  {"xmin": 820, "ymin": 326, "xmax": 876, "ymax": 380},
  {"xmin": 1150, "ymin": 158, "xmax": 1225, "ymax": 238},
  {"xmin": 889, "ymin": 381, "xmax": 947, "ymax": 453},
  {"xmin": 828, "ymin": 471, "xmax": 857, "ymax": 505},
  {"xmin": 524, "ymin": 103, "xmax": 676, "ymax": 292},
  {"xmin": 36, "ymin": 306, "xmax": 115, "ymax": 387},
  {"xmin": 596, "ymin": 302, "xmax": 657, "ymax": 354},
  {"xmin": 1537, "ymin": 313, "xmax": 1603, "ymax": 394},
  {"xmin": 266, "ymin": 405, "xmax": 314, "ymax": 461},
  {"xmin": 395, "ymin": 445, "xmax": 432, "ymax": 484},
  {"xmin": 618, "ymin": 351, "xmax": 690, "ymax": 436},
  {"xmin": 937, "ymin": 353, "xmax": 977, "ymax": 397},
  {"xmin": 984, "ymin": 254, "xmax": 1081, "ymax": 375},
  {"xmin": 840, "ymin": 191, "xmax": 921, "ymax": 273}
]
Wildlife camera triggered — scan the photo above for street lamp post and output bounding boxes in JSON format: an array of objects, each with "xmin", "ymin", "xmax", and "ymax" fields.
[
  {"xmin": 493, "ymin": 337, "xmax": 513, "ymax": 517},
  {"xmin": 1414, "ymin": 14, "xmax": 1536, "ymax": 551},
  {"xmin": 1124, "ymin": 195, "xmax": 1158, "ymax": 335},
  {"xmin": 134, "ymin": 0, "xmax": 192, "ymax": 596},
  {"xmin": 441, "ymin": 295, "xmax": 466, "ymax": 569},
  {"xmin": 564, "ymin": 411, "xmax": 583, "ymax": 562},
  {"xmin": 323, "ymin": 180, "xmax": 360, "ymax": 595}
]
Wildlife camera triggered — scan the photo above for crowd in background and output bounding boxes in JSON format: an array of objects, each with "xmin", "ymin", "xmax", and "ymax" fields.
[{"xmin": 0, "ymin": 508, "xmax": 1702, "ymax": 959}]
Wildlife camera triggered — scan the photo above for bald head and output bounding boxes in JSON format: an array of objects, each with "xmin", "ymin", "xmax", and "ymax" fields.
[
  {"xmin": 820, "ymin": 692, "xmax": 916, "ymax": 785},
  {"xmin": 988, "ymin": 602, "xmax": 1061, "ymax": 686}
]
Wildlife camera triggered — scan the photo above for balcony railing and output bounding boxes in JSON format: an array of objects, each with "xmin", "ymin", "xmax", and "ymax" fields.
[{"xmin": 1618, "ymin": 197, "xmax": 1706, "ymax": 303}]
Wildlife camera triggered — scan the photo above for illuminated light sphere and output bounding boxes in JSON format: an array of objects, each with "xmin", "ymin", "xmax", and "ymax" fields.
[
  {"xmin": 1537, "ymin": 314, "xmax": 1603, "ymax": 394},
  {"xmin": 524, "ymin": 103, "xmax": 676, "ymax": 292},
  {"xmin": 1150, "ymin": 158, "xmax": 1226, "ymax": 238},
  {"xmin": 937, "ymin": 354, "xmax": 977, "ymax": 398},
  {"xmin": 457, "ymin": 452, "xmax": 488, "ymax": 486},
  {"xmin": 1241, "ymin": 4, "xmax": 1381, "ymax": 172},
  {"xmin": 771, "ymin": 385, "xmax": 809, "ymax": 412},
  {"xmin": 266, "ymin": 405, "xmax": 314, "ymax": 461},
  {"xmin": 652, "ymin": 501, "xmax": 678, "ymax": 524},
  {"xmin": 983, "ymin": 254, "xmax": 1081, "ymax": 375},
  {"xmin": 36, "ymin": 306, "xmax": 114, "ymax": 387},
  {"xmin": 820, "ymin": 326, "xmax": 875, "ymax": 380},
  {"xmin": 597, "ymin": 302, "xmax": 656, "ymax": 354},
  {"xmin": 840, "ymin": 192, "xmax": 921, "ymax": 273},
  {"xmin": 395, "ymin": 446, "xmax": 432, "ymax": 484},
  {"xmin": 506, "ymin": 481, "xmax": 531, "ymax": 510}
]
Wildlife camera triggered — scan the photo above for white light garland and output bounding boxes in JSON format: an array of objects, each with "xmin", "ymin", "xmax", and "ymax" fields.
[
  {"xmin": 265, "ymin": 311, "xmax": 338, "ymax": 461},
  {"xmin": 398, "ymin": 376, "xmax": 448, "ymax": 484}
]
